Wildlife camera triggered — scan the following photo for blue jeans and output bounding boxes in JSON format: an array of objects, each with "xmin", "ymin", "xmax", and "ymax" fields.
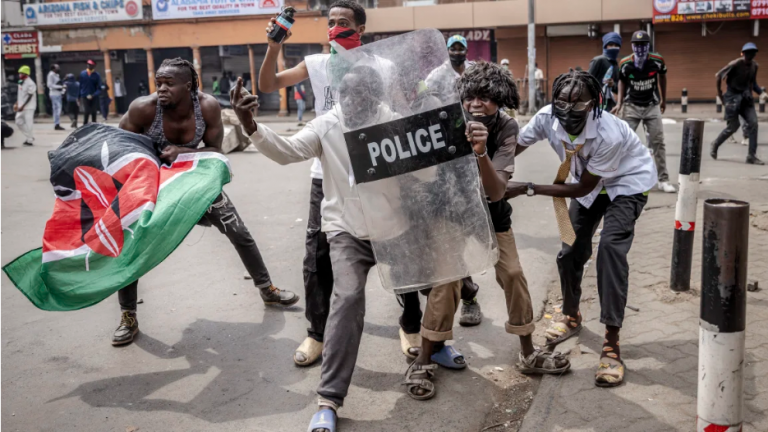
[
  {"xmin": 297, "ymin": 99, "xmax": 306, "ymax": 122},
  {"xmin": 50, "ymin": 94, "xmax": 62, "ymax": 125}
]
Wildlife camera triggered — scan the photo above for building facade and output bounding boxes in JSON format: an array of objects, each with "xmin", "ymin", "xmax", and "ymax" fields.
[{"xmin": 3, "ymin": 0, "xmax": 767, "ymax": 115}]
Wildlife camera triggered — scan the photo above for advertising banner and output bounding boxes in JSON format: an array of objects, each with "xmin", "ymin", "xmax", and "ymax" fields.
[
  {"xmin": 151, "ymin": 0, "xmax": 282, "ymax": 21},
  {"xmin": 2, "ymin": 32, "xmax": 39, "ymax": 59},
  {"xmin": 653, "ymin": 0, "xmax": 767, "ymax": 23},
  {"xmin": 23, "ymin": 0, "xmax": 143, "ymax": 26}
]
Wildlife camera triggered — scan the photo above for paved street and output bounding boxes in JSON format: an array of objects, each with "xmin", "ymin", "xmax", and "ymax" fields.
[{"xmin": 1, "ymin": 119, "xmax": 767, "ymax": 431}]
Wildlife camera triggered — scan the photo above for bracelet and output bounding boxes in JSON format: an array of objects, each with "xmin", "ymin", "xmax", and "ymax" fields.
[{"xmin": 474, "ymin": 147, "xmax": 488, "ymax": 158}]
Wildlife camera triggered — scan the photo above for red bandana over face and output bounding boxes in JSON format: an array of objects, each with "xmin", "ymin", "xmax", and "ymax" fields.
[{"xmin": 328, "ymin": 26, "xmax": 361, "ymax": 51}]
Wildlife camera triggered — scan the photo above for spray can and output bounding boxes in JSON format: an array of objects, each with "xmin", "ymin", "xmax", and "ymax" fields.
[{"xmin": 268, "ymin": 7, "xmax": 296, "ymax": 44}]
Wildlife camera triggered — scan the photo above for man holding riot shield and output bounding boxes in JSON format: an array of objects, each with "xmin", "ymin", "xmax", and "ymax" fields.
[{"xmin": 236, "ymin": 30, "xmax": 498, "ymax": 431}]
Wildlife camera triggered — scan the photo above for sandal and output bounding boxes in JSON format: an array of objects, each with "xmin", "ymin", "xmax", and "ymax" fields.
[
  {"xmin": 399, "ymin": 328, "xmax": 421, "ymax": 360},
  {"xmin": 516, "ymin": 348, "xmax": 571, "ymax": 374},
  {"xmin": 595, "ymin": 357, "xmax": 625, "ymax": 387},
  {"xmin": 307, "ymin": 408, "xmax": 336, "ymax": 432},
  {"xmin": 545, "ymin": 314, "xmax": 582, "ymax": 347},
  {"xmin": 431, "ymin": 345, "xmax": 467, "ymax": 370},
  {"xmin": 402, "ymin": 361, "xmax": 438, "ymax": 401}
]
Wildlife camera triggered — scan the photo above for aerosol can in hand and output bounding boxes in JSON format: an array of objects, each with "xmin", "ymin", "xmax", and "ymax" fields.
[
  {"xmin": 601, "ymin": 65, "xmax": 614, "ymax": 107},
  {"xmin": 268, "ymin": 7, "xmax": 296, "ymax": 44}
]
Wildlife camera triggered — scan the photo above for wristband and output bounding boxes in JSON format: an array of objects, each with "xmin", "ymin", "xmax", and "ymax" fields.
[{"xmin": 474, "ymin": 147, "xmax": 488, "ymax": 158}]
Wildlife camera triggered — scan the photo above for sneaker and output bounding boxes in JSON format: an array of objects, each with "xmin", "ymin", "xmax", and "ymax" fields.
[
  {"xmin": 54, "ymin": 125, "xmax": 65, "ymax": 131},
  {"xmin": 746, "ymin": 155, "xmax": 765, "ymax": 165},
  {"xmin": 742, "ymin": 138, "xmax": 749, "ymax": 146},
  {"xmin": 22, "ymin": 141, "xmax": 33, "ymax": 146},
  {"xmin": 710, "ymin": 142, "xmax": 718, "ymax": 160},
  {"xmin": 459, "ymin": 299, "xmax": 483, "ymax": 327},
  {"xmin": 260, "ymin": 285, "xmax": 300, "ymax": 307},
  {"xmin": 112, "ymin": 310, "xmax": 139, "ymax": 346},
  {"xmin": 658, "ymin": 181, "xmax": 677, "ymax": 193},
  {"xmin": 727, "ymin": 136, "xmax": 738, "ymax": 144}
]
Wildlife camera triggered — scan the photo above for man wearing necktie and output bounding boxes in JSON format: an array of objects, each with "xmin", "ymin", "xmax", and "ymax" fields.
[{"xmin": 506, "ymin": 70, "xmax": 657, "ymax": 387}]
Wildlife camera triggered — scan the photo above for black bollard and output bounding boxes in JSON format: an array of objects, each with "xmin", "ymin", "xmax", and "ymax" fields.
[
  {"xmin": 697, "ymin": 199, "xmax": 749, "ymax": 431},
  {"xmin": 681, "ymin": 88, "xmax": 688, "ymax": 113},
  {"xmin": 670, "ymin": 119, "xmax": 704, "ymax": 292}
]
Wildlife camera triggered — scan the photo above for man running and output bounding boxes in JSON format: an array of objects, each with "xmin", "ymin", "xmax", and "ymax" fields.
[
  {"xmin": 509, "ymin": 70, "xmax": 657, "ymax": 387},
  {"xmin": 113, "ymin": 58, "xmax": 298, "ymax": 346},
  {"xmin": 612, "ymin": 30, "xmax": 676, "ymax": 193},
  {"xmin": 710, "ymin": 42, "xmax": 765, "ymax": 165}
]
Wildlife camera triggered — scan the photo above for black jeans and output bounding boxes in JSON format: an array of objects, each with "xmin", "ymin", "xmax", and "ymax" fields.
[
  {"xmin": 556, "ymin": 193, "xmax": 647, "ymax": 328},
  {"xmin": 398, "ymin": 277, "xmax": 479, "ymax": 334},
  {"xmin": 82, "ymin": 97, "xmax": 98, "ymax": 125},
  {"xmin": 303, "ymin": 179, "xmax": 334, "ymax": 342},
  {"xmin": 118, "ymin": 192, "xmax": 273, "ymax": 310},
  {"xmin": 712, "ymin": 90, "xmax": 759, "ymax": 158},
  {"xmin": 66, "ymin": 100, "xmax": 79, "ymax": 125}
]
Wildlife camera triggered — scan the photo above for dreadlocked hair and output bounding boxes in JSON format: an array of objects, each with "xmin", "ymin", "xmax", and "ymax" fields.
[
  {"xmin": 158, "ymin": 57, "xmax": 199, "ymax": 93},
  {"xmin": 550, "ymin": 69, "xmax": 603, "ymax": 120}
]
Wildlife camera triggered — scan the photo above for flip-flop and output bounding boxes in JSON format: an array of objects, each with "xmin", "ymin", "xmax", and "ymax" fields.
[
  {"xmin": 307, "ymin": 408, "xmax": 336, "ymax": 432},
  {"xmin": 431, "ymin": 345, "xmax": 467, "ymax": 370}
]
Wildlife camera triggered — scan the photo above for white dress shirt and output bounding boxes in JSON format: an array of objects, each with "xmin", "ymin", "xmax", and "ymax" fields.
[{"xmin": 518, "ymin": 105, "xmax": 657, "ymax": 209}]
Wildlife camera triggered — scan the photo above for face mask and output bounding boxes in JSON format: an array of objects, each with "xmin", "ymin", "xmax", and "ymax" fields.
[
  {"xmin": 553, "ymin": 105, "xmax": 590, "ymax": 136},
  {"xmin": 470, "ymin": 110, "xmax": 498, "ymax": 128},
  {"xmin": 328, "ymin": 26, "xmax": 361, "ymax": 51},
  {"xmin": 450, "ymin": 53, "xmax": 467, "ymax": 67},
  {"xmin": 632, "ymin": 43, "xmax": 650, "ymax": 69},
  {"xmin": 603, "ymin": 47, "xmax": 620, "ymax": 62},
  {"xmin": 744, "ymin": 51, "xmax": 757, "ymax": 62}
]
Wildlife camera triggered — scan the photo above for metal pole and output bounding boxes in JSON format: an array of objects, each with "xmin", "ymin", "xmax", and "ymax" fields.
[
  {"xmin": 527, "ymin": 0, "xmax": 536, "ymax": 115},
  {"xmin": 670, "ymin": 119, "xmax": 704, "ymax": 292},
  {"xmin": 697, "ymin": 199, "xmax": 749, "ymax": 432},
  {"xmin": 681, "ymin": 88, "xmax": 688, "ymax": 113}
]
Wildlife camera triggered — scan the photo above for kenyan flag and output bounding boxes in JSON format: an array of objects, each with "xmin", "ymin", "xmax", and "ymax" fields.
[{"xmin": 3, "ymin": 124, "xmax": 232, "ymax": 311}]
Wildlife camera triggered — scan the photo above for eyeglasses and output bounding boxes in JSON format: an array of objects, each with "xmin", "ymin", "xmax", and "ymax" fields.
[{"xmin": 553, "ymin": 99, "xmax": 591, "ymax": 112}]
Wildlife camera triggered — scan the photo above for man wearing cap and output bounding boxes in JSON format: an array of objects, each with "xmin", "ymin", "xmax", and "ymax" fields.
[
  {"xmin": 47, "ymin": 64, "xmax": 65, "ymax": 131},
  {"xmin": 589, "ymin": 32, "xmax": 622, "ymax": 112},
  {"xmin": 710, "ymin": 42, "xmax": 765, "ymax": 165},
  {"xmin": 79, "ymin": 59, "xmax": 102, "ymax": 126},
  {"xmin": 425, "ymin": 35, "xmax": 473, "ymax": 102},
  {"xmin": 612, "ymin": 30, "xmax": 676, "ymax": 193},
  {"xmin": 13, "ymin": 65, "xmax": 37, "ymax": 146}
]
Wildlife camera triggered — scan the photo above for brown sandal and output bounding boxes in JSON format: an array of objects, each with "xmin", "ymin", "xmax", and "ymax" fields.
[{"xmin": 402, "ymin": 361, "xmax": 437, "ymax": 401}]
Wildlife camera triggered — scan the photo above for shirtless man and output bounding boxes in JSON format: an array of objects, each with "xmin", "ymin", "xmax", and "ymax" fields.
[{"xmin": 112, "ymin": 58, "xmax": 298, "ymax": 346}]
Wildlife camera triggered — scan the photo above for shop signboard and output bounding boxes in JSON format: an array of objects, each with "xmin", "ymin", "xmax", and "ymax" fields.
[
  {"xmin": 151, "ymin": 0, "xmax": 283, "ymax": 21},
  {"xmin": 2, "ymin": 32, "xmax": 39, "ymax": 59},
  {"xmin": 653, "ymin": 0, "xmax": 768, "ymax": 23},
  {"xmin": 23, "ymin": 0, "xmax": 143, "ymax": 26}
]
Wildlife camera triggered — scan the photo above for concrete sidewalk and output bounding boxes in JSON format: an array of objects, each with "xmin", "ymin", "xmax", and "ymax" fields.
[{"xmin": 520, "ymin": 180, "xmax": 768, "ymax": 431}]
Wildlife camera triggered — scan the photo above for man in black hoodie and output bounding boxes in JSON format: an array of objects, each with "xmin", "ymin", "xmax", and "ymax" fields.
[{"xmin": 588, "ymin": 32, "xmax": 622, "ymax": 112}]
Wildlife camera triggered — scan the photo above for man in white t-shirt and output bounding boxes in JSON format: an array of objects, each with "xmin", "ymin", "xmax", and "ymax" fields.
[
  {"xmin": 506, "ymin": 70, "xmax": 656, "ymax": 388},
  {"xmin": 259, "ymin": 0, "xmax": 373, "ymax": 368},
  {"xmin": 14, "ymin": 65, "xmax": 37, "ymax": 146}
]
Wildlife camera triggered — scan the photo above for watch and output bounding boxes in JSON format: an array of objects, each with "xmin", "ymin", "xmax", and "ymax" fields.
[{"xmin": 526, "ymin": 182, "xmax": 535, "ymax": 197}]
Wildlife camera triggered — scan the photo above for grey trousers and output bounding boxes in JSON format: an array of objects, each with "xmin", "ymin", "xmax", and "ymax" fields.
[
  {"xmin": 317, "ymin": 232, "xmax": 460, "ymax": 406},
  {"xmin": 623, "ymin": 103, "xmax": 669, "ymax": 182}
]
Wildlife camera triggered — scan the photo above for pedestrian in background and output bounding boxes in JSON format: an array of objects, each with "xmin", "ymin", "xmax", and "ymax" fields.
[
  {"xmin": 219, "ymin": 71, "xmax": 231, "ymax": 95},
  {"xmin": 295, "ymin": 81, "xmax": 306, "ymax": 125},
  {"xmin": 99, "ymin": 82, "xmax": 111, "ymax": 121},
  {"xmin": 500, "ymin": 58, "xmax": 512, "ymax": 76},
  {"xmin": 710, "ymin": 42, "xmax": 765, "ymax": 165},
  {"xmin": 63, "ymin": 73, "xmax": 80, "ymax": 128},
  {"xmin": 212, "ymin": 76, "xmax": 221, "ymax": 96},
  {"xmin": 589, "ymin": 32, "xmax": 622, "ymax": 112},
  {"xmin": 14, "ymin": 65, "xmax": 37, "ymax": 146},
  {"xmin": 138, "ymin": 80, "xmax": 149, "ymax": 97},
  {"xmin": 47, "ymin": 64, "xmax": 65, "ymax": 131},
  {"xmin": 613, "ymin": 30, "xmax": 676, "ymax": 193},
  {"xmin": 114, "ymin": 77, "xmax": 126, "ymax": 114},
  {"xmin": 79, "ymin": 59, "xmax": 101, "ymax": 125}
]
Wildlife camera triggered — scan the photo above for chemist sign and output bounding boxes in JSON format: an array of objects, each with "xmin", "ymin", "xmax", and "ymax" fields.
[
  {"xmin": 151, "ymin": 0, "xmax": 283, "ymax": 21},
  {"xmin": 24, "ymin": 0, "xmax": 143, "ymax": 26},
  {"xmin": 653, "ymin": 0, "xmax": 768, "ymax": 23},
  {"xmin": 2, "ymin": 32, "xmax": 39, "ymax": 59}
]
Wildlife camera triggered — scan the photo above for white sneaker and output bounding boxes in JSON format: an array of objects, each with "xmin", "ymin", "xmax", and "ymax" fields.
[
  {"xmin": 658, "ymin": 181, "xmax": 677, "ymax": 193},
  {"xmin": 742, "ymin": 138, "xmax": 749, "ymax": 146}
]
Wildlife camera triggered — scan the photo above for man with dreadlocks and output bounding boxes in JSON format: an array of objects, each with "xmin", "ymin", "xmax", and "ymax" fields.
[
  {"xmin": 457, "ymin": 61, "xmax": 571, "ymax": 375},
  {"xmin": 113, "ymin": 57, "xmax": 298, "ymax": 346},
  {"xmin": 507, "ymin": 70, "xmax": 657, "ymax": 387}
]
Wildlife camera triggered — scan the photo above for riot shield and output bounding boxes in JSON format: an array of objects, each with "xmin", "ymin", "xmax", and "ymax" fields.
[{"xmin": 329, "ymin": 29, "xmax": 498, "ymax": 293}]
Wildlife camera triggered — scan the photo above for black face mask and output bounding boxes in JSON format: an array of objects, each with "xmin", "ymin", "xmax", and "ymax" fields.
[
  {"xmin": 450, "ymin": 53, "xmax": 466, "ymax": 66},
  {"xmin": 470, "ymin": 111, "xmax": 499, "ymax": 128},
  {"xmin": 744, "ymin": 52, "xmax": 757, "ymax": 63},
  {"xmin": 553, "ymin": 106, "xmax": 590, "ymax": 136}
]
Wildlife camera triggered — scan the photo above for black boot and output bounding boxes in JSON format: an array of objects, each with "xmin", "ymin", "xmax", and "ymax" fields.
[
  {"xmin": 54, "ymin": 125, "xmax": 65, "ymax": 131},
  {"xmin": 710, "ymin": 141, "xmax": 720, "ymax": 160},
  {"xmin": 747, "ymin": 155, "xmax": 765, "ymax": 165},
  {"xmin": 112, "ymin": 310, "xmax": 139, "ymax": 346},
  {"xmin": 260, "ymin": 285, "xmax": 300, "ymax": 307}
]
